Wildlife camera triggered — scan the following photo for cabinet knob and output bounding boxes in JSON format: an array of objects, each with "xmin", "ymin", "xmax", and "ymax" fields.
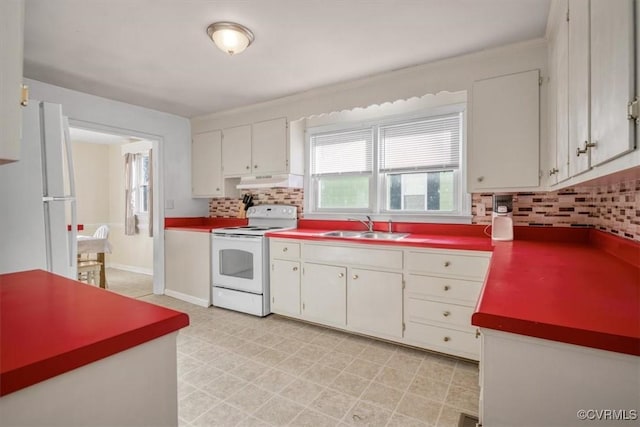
[
  {"xmin": 476, "ymin": 329, "xmax": 481, "ymax": 339},
  {"xmin": 548, "ymin": 168, "xmax": 558, "ymax": 176},
  {"xmin": 246, "ymin": 165, "xmax": 250, "ymax": 170},
  {"xmin": 338, "ymin": 273, "xmax": 344, "ymax": 278},
  {"xmin": 443, "ymin": 311, "xmax": 451, "ymax": 317},
  {"xmin": 254, "ymin": 165, "xmax": 258, "ymax": 169},
  {"xmin": 443, "ymin": 336, "xmax": 451, "ymax": 342},
  {"xmin": 577, "ymin": 140, "xmax": 597, "ymax": 157},
  {"xmin": 443, "ymin": 285, "xmax": 450, "ymax": 291},
  {"xmin": 292, "ymin": 266, "xmax": 298, "ymax": 271},
  {"xmin": 282, "ymin": 247, "xmax": 288, "ymax": 252},
  {"xmin": 477, "ymin": 176, "xmax": 484, "ymax": 182},
  {"xmin": 216, "ymin": 187, "xmax": 220, "ymax": 191},
  {"xmin": 352, "ymin": 274, "xmax": 359, "ymax": 280},
  {"xmin": 444, "ymin": 261, "xmax": 451, "ymax": 267}
]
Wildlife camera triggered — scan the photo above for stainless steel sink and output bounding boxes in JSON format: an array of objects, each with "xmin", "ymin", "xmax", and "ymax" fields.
[
  {"xmin": 321, "ymin": 230, "xmax": 408, "ymax": 240},
  {"xmin": 359, "ymin": 231, "xmax": 409, "ymax": 240},
  {"xmin": 321, "ymin": 230, "xmax": 364, "ymax": 238}
]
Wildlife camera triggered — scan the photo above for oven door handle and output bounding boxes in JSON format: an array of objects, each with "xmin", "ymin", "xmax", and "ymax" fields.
[{"xmin": 212, "ymin": 234, "xmax": 263, "ymax": 242}]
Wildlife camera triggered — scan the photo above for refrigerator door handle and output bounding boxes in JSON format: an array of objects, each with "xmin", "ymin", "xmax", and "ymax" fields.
[
  {"xmin": 43, "ymin": 196, "xmax": 76, "ymax": 202},
  {"xmin": 62, "ymin": 117, "xmax": 78, "ymax": 270}
]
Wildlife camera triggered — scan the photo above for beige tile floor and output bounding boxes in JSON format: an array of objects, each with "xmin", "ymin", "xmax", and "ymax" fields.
[{"xmin": 113, "ymin": 271, "xmax": 480, "ymax": 426}]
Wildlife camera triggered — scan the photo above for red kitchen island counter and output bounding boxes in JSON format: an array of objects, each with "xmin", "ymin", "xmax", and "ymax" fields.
[{"xmin": 0, "ymin": 270, "xmax": 189, "ymax": 426}]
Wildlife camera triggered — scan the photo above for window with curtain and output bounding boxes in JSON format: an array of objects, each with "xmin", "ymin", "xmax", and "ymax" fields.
[
  {"xmin": 307, "ymin": 108, "xmax": 465, "ymax": 216},
  {"xmin": 132, "ymin": 152, "xmax": 150, "ymax": 215}
]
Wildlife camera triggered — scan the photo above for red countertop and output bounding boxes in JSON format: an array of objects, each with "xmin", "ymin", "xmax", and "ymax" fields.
[
  {"xmin": 267, "ymin": 222, "xmax": 640, "ymax": 356},
  {"xmin": 0, "ymin": 270, "xmax": 190, "ymax": 396},
  {"xmin": 164, "ymin": 217, "xmax": 248, "ymax": 232}
]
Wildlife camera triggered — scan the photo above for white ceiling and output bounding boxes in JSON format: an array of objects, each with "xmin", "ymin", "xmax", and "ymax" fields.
[{"xmin": 24, "ymin": 0, "xmax": 551, "ymax": 118}]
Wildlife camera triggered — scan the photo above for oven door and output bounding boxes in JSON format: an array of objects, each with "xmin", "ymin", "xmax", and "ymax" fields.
[{"xmin": 212, "ymin": 234, "xmax": 264, "ymax": 294}]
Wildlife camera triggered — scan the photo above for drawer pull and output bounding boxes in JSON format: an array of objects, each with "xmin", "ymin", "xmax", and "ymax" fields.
[
  {"xmin": 476, "ymin": 329, "xmax": 481, "ymax": 339},
  {"xmin": 352, "ymin": 274, "xmax": 359, "ymax": 280},
  {"xmin": 443, "ymin": 336, "xmax": 451, "ymax": 342},
  {"xmin": 338, "ymin": 273, "xmax": 344, "ymax": 278},
  {"xmin": 444, "ymin": 261, "xmax": 451, "ymax": 267},
  {"xmin": 292, "ymin": 266, "xmax": 298, "ymax": 271},
  {"xmin": 443, "ymin": 311, "xmax": 451, "ymax": 317},
  {"xmin": 282, "ymin": 247, "xmax": 288, "ymax": 252},
  {"xmin": 443, "ymin": 285, "xmax": 450, "ymax": 291}
]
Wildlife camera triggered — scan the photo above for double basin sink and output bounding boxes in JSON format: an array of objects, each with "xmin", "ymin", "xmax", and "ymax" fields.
[{"xmin": 321, "ymin": 230, "xmax": 409, "ymax": 240}]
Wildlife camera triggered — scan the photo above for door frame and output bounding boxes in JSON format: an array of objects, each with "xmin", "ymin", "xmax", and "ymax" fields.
[{"xmin": 68, "ymin": 118, "xmax": 165, "ymax": 295}]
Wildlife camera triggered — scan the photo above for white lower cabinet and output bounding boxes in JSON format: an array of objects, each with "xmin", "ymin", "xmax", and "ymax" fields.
[
  {"xmin": 301, "ymin": 263, "xmax": 346, "ymax": 327},
  {"xmin": 270, "ymin": 259, "xmax": 300, "ymax": 316},
  {"xmin": 269, "ymin": 238, "xmax": 490, "ymax": 360},
  {"xmin": 347, "ymin": 268, "xmax": 403, "ymax": 339}
]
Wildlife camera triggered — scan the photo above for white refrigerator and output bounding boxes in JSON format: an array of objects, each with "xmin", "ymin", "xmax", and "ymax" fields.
[{"xmin": 0, "ymin": 101, "xmax": 77, "ymax": 278}]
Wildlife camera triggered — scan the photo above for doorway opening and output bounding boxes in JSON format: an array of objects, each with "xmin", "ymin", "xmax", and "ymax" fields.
[{"xmin": 68, "ymin": 126, "xmax": 159, "ymax": 298}]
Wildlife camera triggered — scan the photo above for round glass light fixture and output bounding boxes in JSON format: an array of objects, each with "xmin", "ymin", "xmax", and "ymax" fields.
[{"xmin": 207, "ymin": 22, "xmax": 254, "ymax": 56}]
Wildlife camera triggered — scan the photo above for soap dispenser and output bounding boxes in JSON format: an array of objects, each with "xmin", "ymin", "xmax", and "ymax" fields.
[{"xmin": 492, "ymin": 194, "xmax": 514, "ymax": 241}]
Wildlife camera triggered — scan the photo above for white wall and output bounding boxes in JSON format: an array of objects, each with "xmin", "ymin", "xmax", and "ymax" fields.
[
  {"xmin": 191, "ymin": 38, "xmax": 547, "ymax": 139},
  {"xmin": 26, "ymin": 79, "xmax": 206, "ymax": 293}
]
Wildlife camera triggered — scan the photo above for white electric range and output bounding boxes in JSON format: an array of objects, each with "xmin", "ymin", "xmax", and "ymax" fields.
[{"xmin": 211, "ymin": 204, "xmax": 297, "ymax": 316}]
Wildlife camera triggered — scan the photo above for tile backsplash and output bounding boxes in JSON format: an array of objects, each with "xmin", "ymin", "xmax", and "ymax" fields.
[
  {"xmin": 472, "ymin": 178, "xmax": 640, "ymax": 241},
  {"xmin": 209, "ymin": 188, "xmax": 304, "ymax": 218},
  {"xmin": 208, "ymin": 179, "xmax": 639, "ymax": 242}
]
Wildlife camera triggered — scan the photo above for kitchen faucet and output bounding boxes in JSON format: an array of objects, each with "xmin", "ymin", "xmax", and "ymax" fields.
[{"xmin": 348, "ymin": 215, "xmax": 374, "ymax": 232}]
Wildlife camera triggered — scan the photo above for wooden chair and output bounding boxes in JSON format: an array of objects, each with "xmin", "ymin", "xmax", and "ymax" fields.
[{"xmin": 77, "ymin": 225, "xmax": 110, "ymax": 288}]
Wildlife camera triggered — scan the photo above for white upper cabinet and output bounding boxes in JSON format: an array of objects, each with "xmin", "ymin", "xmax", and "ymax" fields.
[
  {"xmin": 252, "ymin": 117, "xmax": 287, "ymax": 175},
  {"xmin": 0, "ymin": 0, "xmax": 25, "ymax": 165},
  {"xmin": 568, "ymin": 0, "xmax": 590, "ymax": 177},
  {"xmin": 221, "ymin": 117, "xmax": 297, "ymax": 178},
  {"xmin": 191, "ymin": 130, "xmax": 223, "ymax": 197},
  {"xmin": 469, "ymin": 69, "xmax": 540, "ymax": 191},
  {"xmin": 589, "ymin": 0, "xmax": 636, "ymax": 166},
  {"xmin": 221, "ymin": 125, "xmax": 252, "ymax": 176}
]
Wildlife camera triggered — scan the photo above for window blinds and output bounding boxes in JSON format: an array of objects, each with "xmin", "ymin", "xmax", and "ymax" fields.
[
  {"xmin": 379, "ymin": 113, "xmax": 461, "ymax": 172},
  {"xmin": 311, "ymin": 128, "xmax": 373, "ymax": 175}
]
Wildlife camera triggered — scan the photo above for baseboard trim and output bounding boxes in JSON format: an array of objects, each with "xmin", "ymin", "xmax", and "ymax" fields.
[
  {"xmin": 108, "ymin": 263, "xmax": 153, "ymax": 276},
  {"xmin": 164, "ymin": 289, "xmax": 210, "ymax": 308}
]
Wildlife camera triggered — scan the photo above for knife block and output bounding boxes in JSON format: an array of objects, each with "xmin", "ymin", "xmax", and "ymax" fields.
[{"xmin": 237, "ymin": 200, "xmax": 246, "ymax": 218}]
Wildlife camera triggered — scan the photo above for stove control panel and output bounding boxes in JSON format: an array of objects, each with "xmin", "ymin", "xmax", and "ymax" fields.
[{"xmin": 247, "ymin": 204, "xmax": 297, "ymax": 219}]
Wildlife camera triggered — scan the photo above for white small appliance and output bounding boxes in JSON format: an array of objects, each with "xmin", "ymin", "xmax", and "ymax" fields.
[
  {"xmin": 0, "ymin": 101, "xmax": 78, "ymax": 278},
  {"xmin": 492, "ymin": 194, "xmax": 513, "ymax": 241},
  {"xmin": 211, "ymin": 204, "xmax": 297, "ymax": 316}
]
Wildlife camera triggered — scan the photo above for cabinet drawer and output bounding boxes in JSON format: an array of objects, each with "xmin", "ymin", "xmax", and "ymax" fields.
[
  {"xmin": 404, "ymin": 322, "xmax": 480, "ymax": 360},
  {"xmin": 304, "ymin": 244, "xmax": 402, "ymax": 270},
  {"xmin": 271, "ymin": 240, "xmax": 300, "ymax": 259},
  {"xmin": 406, "ymin": 250, "xmax": 490, "ymax": 280},
  {"xmin": 405, "ymin": 299, "xmax": 474, "ymax": 331},
  {"xmin": 406, "ymin": 274, "xmax": 481, "ymax": 305}
]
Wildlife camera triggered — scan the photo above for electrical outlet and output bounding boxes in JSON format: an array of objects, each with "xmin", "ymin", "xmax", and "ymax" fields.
[{"xmin": 477, "ymin": 203, "xmax": 486, "ymax": 216}]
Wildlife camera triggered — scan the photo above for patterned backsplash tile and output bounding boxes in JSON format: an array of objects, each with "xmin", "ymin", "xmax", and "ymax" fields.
[
  {"xmin": 472, "ymin": 178, "xmax": 640, "ymax": 241},
  {"xmin": 209, "ymin": 188, "xmax": 304, "ymax": 218},
  {"xmin": 208, "ymin": 179, "xmax": 639, "ymax": 241}
]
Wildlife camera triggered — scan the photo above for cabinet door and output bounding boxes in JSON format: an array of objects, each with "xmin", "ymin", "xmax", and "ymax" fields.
[
  {"xmin": 547, "ymin": 18, "xmax": 559, "ymax": 186},
  {"xmin": 590, "ymin": 0, "xmax": 636, "ymax": 166},
  {"xmin": 0, "ymin": 0, "xmax": 25, "ymax": 164},
  {"xmin": 192, "ymin": 131, "xmax": 222, "ymax": 197},
  {"xmin": 470, "ymin": 69, "xmax": 540, "ymax": 190},
  {"xmin": 222, "ymin": 125, "xmax": 251, "ymax": 176},
  {"xmin": 568, "ymin": 0, "xmax": 590, "ymax": 177},
  {"xmin": 252, "ymin": 118, "xmax": 288, "ymax": 175},
  {"xmin": 270, "ymin": 259, "xmax": 300, "ymax": 316},
  {"xmin": 301, "ymin": 262, "xmax": 346, "ymax": 327},
  {"xmin": 347, "ymin": 268, "xmax": 403, "ymax": 339}
]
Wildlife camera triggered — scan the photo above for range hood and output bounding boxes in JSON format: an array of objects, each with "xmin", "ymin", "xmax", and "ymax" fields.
[{"xmin": 236, "ymin": 174, "xmax": 303, "ymax": 189}]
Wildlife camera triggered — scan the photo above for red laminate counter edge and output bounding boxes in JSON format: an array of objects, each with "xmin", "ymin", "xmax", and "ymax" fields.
[
  {"xmin": 267, "ymin": 223, "xmax": 640, "ymax": 356},
  {"xmin": 164, "ymin": 217, "xmax": 248, "ymax": 232},
  {"xmin": 0, "ymin": 270, "xmax": 190, "ymax": 396}
]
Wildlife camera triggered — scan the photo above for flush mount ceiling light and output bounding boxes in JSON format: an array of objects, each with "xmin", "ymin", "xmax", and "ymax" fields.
[{"xmin": 207, "ymin": 22, "xmax": 254, "ymax": 56}]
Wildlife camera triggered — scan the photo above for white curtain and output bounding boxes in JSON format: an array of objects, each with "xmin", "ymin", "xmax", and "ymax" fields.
[
  {"xmin": 147, "ymin": 148, "xmax": 153, "ymax": 237},
  {"xmin": 124, "ymin": 153, "xmax": 136, "ymax": 236}
]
